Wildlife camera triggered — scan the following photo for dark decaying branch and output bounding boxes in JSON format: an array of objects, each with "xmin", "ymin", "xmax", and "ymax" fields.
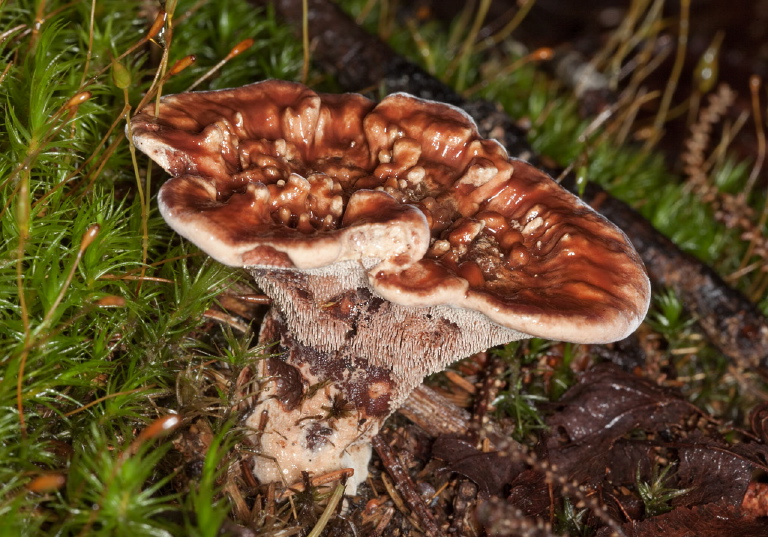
[
  {"xmin": 563, "ymin": 178, "xmax": 768, "ymax": 369},
  {"xmin": 250, "ymin": 0, "xmax": 768, "ymax": 368},
  {"xmin": 371, "ymin": 435, "xmax": 446, "ymax": 537}
]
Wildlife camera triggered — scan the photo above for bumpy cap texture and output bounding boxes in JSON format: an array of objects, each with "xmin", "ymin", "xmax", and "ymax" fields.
[{"xmin": 131, "ymin": 80, "xmax": 651, "ymax": 344}]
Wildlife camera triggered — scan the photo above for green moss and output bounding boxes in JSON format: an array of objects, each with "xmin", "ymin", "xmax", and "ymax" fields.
[
  {"xmin": 3, "ymin": 0, "xmax": 767, "ymax": 533},
  {"xmin": 0, "ymin": 1, "xmax": 302, "ymax": 532}
]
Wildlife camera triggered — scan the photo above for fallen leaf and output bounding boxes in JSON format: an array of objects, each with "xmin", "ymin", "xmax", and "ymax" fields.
[
  {"xmin": 431, "ymin": 434, "xmax": 521, "ymax": 496},
  {"xmin": 545, "ymin": 363, "xmax": 698, "ymax": 485},
  {"xmin": 595, "ymin": 503, "xmax": 768, "ymax": 537}
]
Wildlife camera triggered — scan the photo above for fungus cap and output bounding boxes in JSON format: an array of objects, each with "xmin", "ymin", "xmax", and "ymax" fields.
[
  {"xmin": 131, "ymin": 80, "xmax": 652, "ymax": 492},
  {"xmin": 131, "ymin": 79, "xmax": 650, "ymax": 345}
]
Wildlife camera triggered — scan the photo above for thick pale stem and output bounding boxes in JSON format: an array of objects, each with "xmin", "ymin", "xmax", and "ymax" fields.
[
  {"xmin": 245, "ymin": 267, "xmax": 526, "ymax": 492},
  {"xmin": 247, "ymin": 308, "xmax": 386, "ymax": 493}
]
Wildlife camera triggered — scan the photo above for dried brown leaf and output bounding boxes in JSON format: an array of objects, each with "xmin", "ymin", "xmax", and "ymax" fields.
[
  {"xmin": 431, "ymin": 434, "xmax": 521, "ymax": 496},
  {"xmin": 545, "ymin": 363, "xmax": 699, "ymax": 485},
  {"xmin": 674, "ymin": 436, "xmax": 753, "ymax": 507},
  {"xmin": 596, "ymin": 504, "xmax": 768, "ymax": 537}
]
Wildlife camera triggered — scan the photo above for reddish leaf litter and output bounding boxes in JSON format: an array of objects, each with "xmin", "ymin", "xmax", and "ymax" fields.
[{"xmin": 381, "ymin": 362, "xmax": 768, "ymax": 536}]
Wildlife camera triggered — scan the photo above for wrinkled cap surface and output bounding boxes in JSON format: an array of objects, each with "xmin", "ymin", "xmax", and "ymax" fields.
[{"xmin": 131, "ymin": 79, "xmax": 651, "ymax": 343}]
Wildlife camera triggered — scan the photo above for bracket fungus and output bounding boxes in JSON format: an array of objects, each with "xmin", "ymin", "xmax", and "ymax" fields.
[{"xmin": 131, "ymin": 79, "xmax": 651, "ymax": 493}]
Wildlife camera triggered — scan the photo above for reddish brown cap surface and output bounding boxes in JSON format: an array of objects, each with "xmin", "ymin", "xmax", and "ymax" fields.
[{"xmin": 131, "ymin": 80, "xmax": 650, "ymax": 344}]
